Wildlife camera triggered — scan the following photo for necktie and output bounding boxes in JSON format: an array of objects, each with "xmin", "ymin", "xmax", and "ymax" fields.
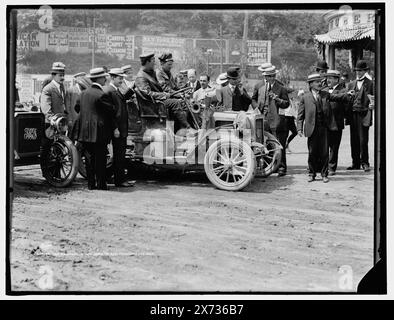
[{"xmin": 59, "ymin": 83, "xmax": 65, "ymax": 101}]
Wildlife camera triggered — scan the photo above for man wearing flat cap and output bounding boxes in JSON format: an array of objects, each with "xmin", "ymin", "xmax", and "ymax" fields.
[
  {"xmin": 134, "ymin": 53, "xmax": 192, "ymax": 131},
  {"xmin": 156, "ymin": 53, "xmax": 180, "ymax": 94},
  {"xmin": 75, "ymin": 67, "xmax": 116, "ymax": 190},
  {"xmin": 103, "ymin": 68, "xmax": 135, "ymax": 188},
  {"xmin": 346, "ymin": 60, "xmax": 374, "ymax": 172},
  {"xmin": 257, "ymin": 65, "xmax": 290, "ymax": 176},
  {"xmin": 216, "ymin": 66, "xmax": 252, "ymax": 112}
]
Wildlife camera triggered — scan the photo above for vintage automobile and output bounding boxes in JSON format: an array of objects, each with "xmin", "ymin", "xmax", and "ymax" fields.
[
  {"xmin": 13, "ymin": 106, "xmax": 79, "ymax": 187},
  {"xmin": 119, "ymin": 87, "xmax": 282, "ymax": 191}
]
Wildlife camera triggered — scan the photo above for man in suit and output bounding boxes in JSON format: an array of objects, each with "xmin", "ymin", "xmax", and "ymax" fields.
[
  {"xmin": 216, "ymin": 67, "xmax": 252, "ymax": 112},
  {"xmin": 156, "ymin": 53, "xmax": 180, "ymax": 94},
  {"xmin": 134, "ymin": 53, "xmax": 192, "ymax": 132},
  {"xmin": 297, "ymin": 73, "xmax": 331, "ymax": 182},
  {"xmin": 257, "ymin": 65, "xmax": 290, "ymax": 176},
  {"xmin": 104, "ymin": 68, "xmax": 135, "ymax": 188},
  {"xmin": 41, "ymin": 62, "xmax": 67, "ymax": 124},
  {"xmin": 251, "ymin": 62, "xmax": 272, "ymax": 109},
  {"xmin": 65, "ymin": 72, "xmax": 91, "ymax": 131},
  {"xmin": 346, "ymin": 60, "xmax": 374, "ymax": 172},
  {"xmin": 187, "ymin": 69, "xmax": 201, "ymax": 93},
  {"xmin": 75, "ymin": 67, "xmax": 116, "ymax": 190},
  {"xmin": 315, "ymin": 60, "xmax": 329, "ymax": 89},
  {"xmin": 39, "ymin": 62, "xmax": 67, "ymax": 172},
  {"xmin": 323, "ymin": 69, "xmax": 347, "ymax": 175}
]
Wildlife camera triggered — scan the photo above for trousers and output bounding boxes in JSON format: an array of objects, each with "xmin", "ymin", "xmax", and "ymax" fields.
[{"xmin": 307, "ymin": 124, "xmax": 328, "ymax": 177}]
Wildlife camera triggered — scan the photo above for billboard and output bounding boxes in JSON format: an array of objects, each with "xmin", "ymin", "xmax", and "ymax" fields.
[{"xmin": 247, "ymin": 40, "xmax": 271, "ymax": 66}]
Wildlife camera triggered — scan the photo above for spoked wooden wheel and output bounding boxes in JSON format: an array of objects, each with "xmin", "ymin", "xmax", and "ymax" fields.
[
  {"xmin": 41, "ymin": 136, "xmax": 79, "ymax": 187},
  {"xmin": 204, "ymin": 139, "xmax": 255, "ymax": 191},
  {"xmin": 256, "ymin": 132, "xmax": 282, "ymax": 178}
]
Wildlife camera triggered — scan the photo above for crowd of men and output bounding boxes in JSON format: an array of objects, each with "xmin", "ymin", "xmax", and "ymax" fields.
[{"xmin": 39, "ymin": 51, "xmax": 374, "ymax": 189}]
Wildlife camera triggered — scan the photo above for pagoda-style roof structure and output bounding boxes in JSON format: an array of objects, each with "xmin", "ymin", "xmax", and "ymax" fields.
[{"xmin": 314, "ymin": 8, "xmax": 375, "ymax": 69}]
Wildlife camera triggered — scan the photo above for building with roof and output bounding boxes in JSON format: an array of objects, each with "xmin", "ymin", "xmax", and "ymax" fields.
[{"xmin": 314, "ymin": 8, "xmax": 375, "ymax": 69}]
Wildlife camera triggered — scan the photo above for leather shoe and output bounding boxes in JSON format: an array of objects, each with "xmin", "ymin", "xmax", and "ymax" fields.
[
  {"xmin": 347, "ymin": 165, "xmax": 360, "ymax": 170},
  {"xmin": 278, "ymin": 171, "xmax": 286, "ymax": 177},
  {"xmin": 308, "ymin": 176, "xmax": 315, "ymax": 182},
  {"xmin": 362, "ymin": 164, "xmax": 371, "ymax": 172},
  {"xmin": 322, "ymin": 176, "xmax": 329, "ymax": 183},
  {"xmin": 115, "ymin": 181, "xmax": 135, "ymax": 187}
]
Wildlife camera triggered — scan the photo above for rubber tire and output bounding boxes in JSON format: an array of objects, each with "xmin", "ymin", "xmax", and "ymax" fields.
[
  {"xmin": 258, "ymin": 132, "xmax": 282, "ymax": 178},
  {"xmin": 41, "ymin": 136, "xmax": 79, "ymax": 187},
  {"xmin": 204, "ymin": 138, "xmax": 255, "ymax": 191}
]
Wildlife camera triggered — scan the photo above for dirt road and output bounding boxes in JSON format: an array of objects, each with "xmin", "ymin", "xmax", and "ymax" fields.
[{"xmin": 10, "ymin": 127, "xmax": 374, "ymax": 292}]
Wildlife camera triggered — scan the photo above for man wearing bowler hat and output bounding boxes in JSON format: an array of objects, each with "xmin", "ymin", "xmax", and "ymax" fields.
[
  {"xmin": 315, "ymin": 60, "xmax": 329, "ymax": 89},
  {"xmin": 134, "ymin": 53, "xmax": 192, "ymax": 132},
  {"xmin": 216, "ymin": 66, "xmax": 252, "ymax": 112},
  {"xmin": 323, "ymin": 69, "xmax": 347, "ymax": 175},
  {"xmin": 75, "ymin": 67, "xmax": 116, "ymax": 190},
  {"xmin": 346, "ymin": 60, "xmax": 374, "ymax": 172},
  {"xmin": 257, "ymin": 65, "xmax": 290, "ymax": 176},
  {"xmin": 104, "ymin": 68, "xmax": 135, "ymax": 188}
]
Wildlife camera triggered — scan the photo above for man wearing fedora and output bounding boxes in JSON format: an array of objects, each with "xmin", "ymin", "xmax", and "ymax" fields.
[
  {"xmin": 104, "ymin": 68, "xmax": 135, "ymax": 188},
  {"xmin": 134, "ymin": 53, "xmax": 192, "ymax": 132},
  {"xmin": 40, "ymin": 62, "xmax": 68, "ymax": 173},
  {"xmin": 257, "ymin": 65, "xmax": 290, "ymax": 176},
  {"xmin": 346, "ymin": 60, "xmax": 374, "ymax": 172},
  {"xmin": 41, "ymin": 62, "xmax": 67, "ymax": 124},
  {"xmin": 75, "ymin": 67, "xmax": 116, "ymax": 190},
  {"xmin": 216, "ymin": 67, "xmax": 252, "ymax": 112},
  {"xmin": 156, "ymin": 53, "xmax": 180, "ymax": 94},
  {"xmin": 323, "ymin": 70, "xmax": 347, "ymax": 175}
]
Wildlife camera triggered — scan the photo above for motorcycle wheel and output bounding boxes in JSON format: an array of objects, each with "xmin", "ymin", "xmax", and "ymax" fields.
[
  {"xmin": 40, "ymin": 136, "xmax": 79, "ymax": 187},
  {"xmin": 204, "ymin": 138, "xmax": 255, "ymax": 191}
]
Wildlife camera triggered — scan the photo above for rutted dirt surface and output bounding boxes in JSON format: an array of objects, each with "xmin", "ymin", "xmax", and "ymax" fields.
[{"xmin": 10, "ymin": 127, "xmax": 374, "ymax": 292}]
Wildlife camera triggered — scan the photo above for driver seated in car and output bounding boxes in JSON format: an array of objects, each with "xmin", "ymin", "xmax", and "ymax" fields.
[
  {"xmin": 216, "ymin": 67, "xmax": 252, "ymax": 112},
  {"xmin": 134, "ymin": 52, "xmax": 194, "ymax": 133}
]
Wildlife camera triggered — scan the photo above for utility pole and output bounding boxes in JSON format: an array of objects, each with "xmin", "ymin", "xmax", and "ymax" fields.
[
  {"xmin": 91, "ymin": 16, "xmax": 95, "ymax": 69},
  {"xmin": 241, "ymin": 11, "xmax": 249, "ymax": 79},
  {"xmin": 220, "ymin": 24, "xmax": 223, "ymax": 73}
]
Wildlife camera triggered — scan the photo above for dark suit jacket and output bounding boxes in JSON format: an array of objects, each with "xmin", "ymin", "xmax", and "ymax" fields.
[
  {"xmin": 257, "ymin": 80, "xmax": 289, "ymax": 130},
  {"xmin": 40, "ymin": 80, "xmax": 66, "ymax": 123},
  {"xmin": 252, "ymin": 80, "xmax": 265, "ymax": 109},
  {"xmin": 216, "ymin": 85, "xmax": 252, "ymax": 112},
  {"xmin": 104, "ymin": 84, "xmax": 133, "ymax": 138},
  {"xmin": 75, "ymin": 84, "xmax": 115, "ymax": 144},
  {"xmin": 297, "ymin": 90, "xmax": 333, "ymax": 137},
  {"xmin": 65, "ymin": 84, "xmax": 81, "ymax": 128},
  {"xmin": 347, "ymin": 77, "xmax": 374, "ymax": 127},
  {"xmin": 134, "ymin": 67, "xmax": 168, "ymax": 118},
  {"xmin": 323, "ymin": 82, "xmax": 347, "ymax": 131}
]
